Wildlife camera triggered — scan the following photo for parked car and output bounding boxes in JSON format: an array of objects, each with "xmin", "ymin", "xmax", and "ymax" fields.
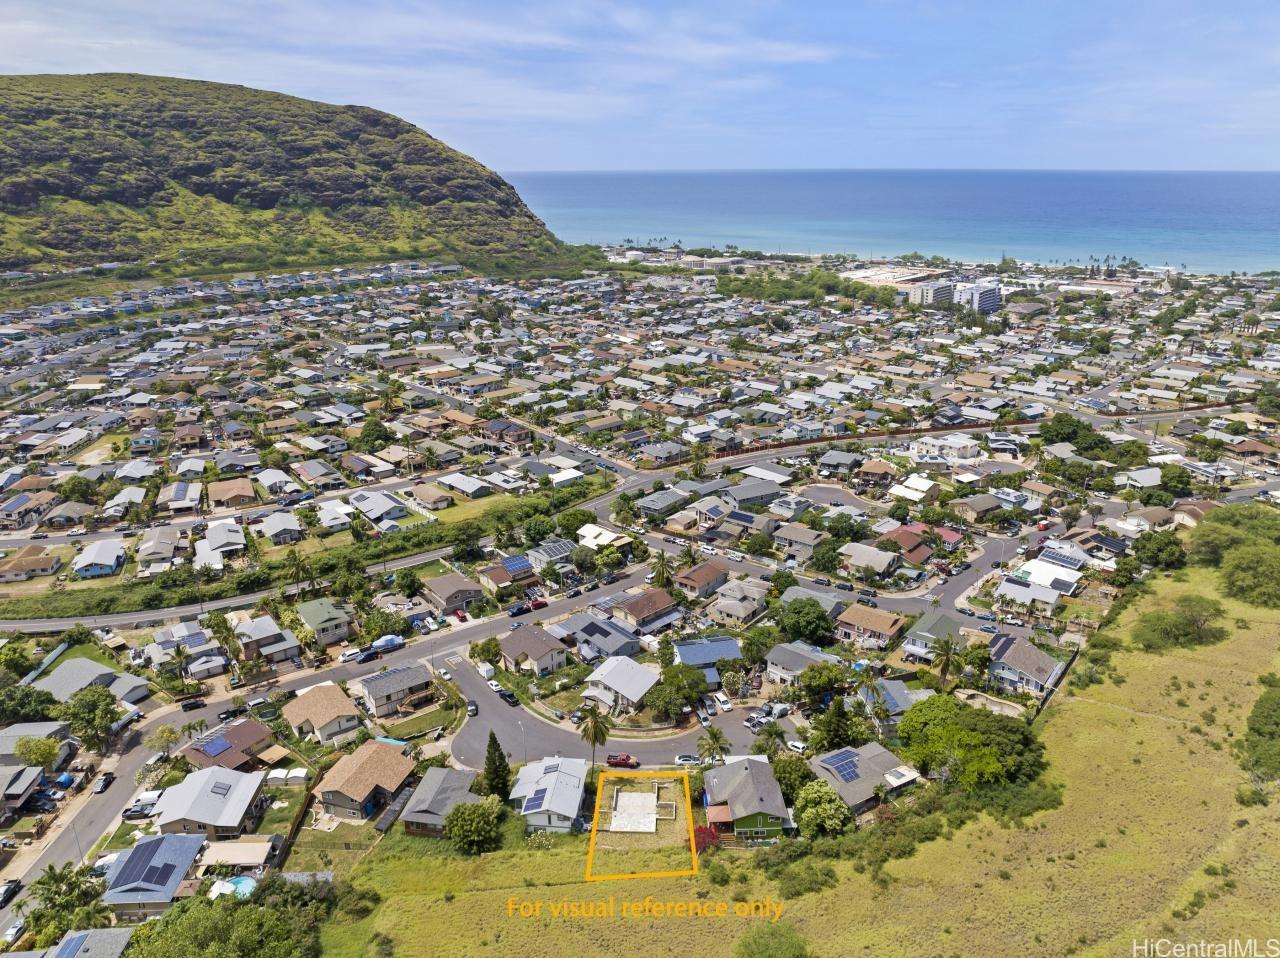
[
  {"xmin": 486, "ymin": 680, "xmax": 503, "ymax": 693},
  {"xmin": 90, "ymin": 772, "xmax": 115, "ymax": 794},
  {"xmin": 180, "ymin": 698, "xmax": 206, "ymax": 712},
  {"xmin": 0, "ymin": 880, "xmax": 19, "ymax": 908},
  {"xmin": 606, "ymin": 753, "xmax": 640, "ymax": 768},
  {"xmin": 218, "ymin": 705, "xmax": 248, "ymax": 722},
  {"xmin": 813, "ymin": 576, "xmax": 831, "ymax": 587},
  {"xmin": 786, "ymin": 741, "xmax": 806, "ymax": 754},
  {"xmin": 976, "ymin": 611, "xmax": 997, "ymax": 621},
  {"xmin": 338, "ymin": 648, "xmax": 365, "ymax": 663},
  {"xmin": 713, "ymin": 692, "xmax": 733, "ymax": 711},
  {"xmin": 466, "ymin": 700, "xmax": 478, "ymax": 716},
  {"xmin": 498, "ymin": 690, "xmax": 519, "ymax": 707},
  {"xmin": 354, "ymin": 649, "xmax": 380, "ymax": 664},
  {"xmin": 856, "ymin": 597, "xmax": 878, "ymax": 608},
  {"xmin": 437, "ymin": 669, "xmax": 452, "ymax": 681},
  {"xmin": 979, "ymin": 624, "xmax": 1000, "ymax": 634},
  {"xmin": 453, "ymin": 609, "xmax": 467, "ymax": 622},
  {"xmin": 4, "ymin": 918, "xmax": 25, "ymax": 944},
  {"xmin": 674, "ymin": 754, "xmax": 702, "ymax": 766},
  {"xmin": 530, "ymin": 598, "xmax": 548, "ymax": 610},
  {"xmin": 508, "ymin": 604, "xmax": 530, "ymax": 617},
  {"xmin": 569, "ymin": 709, "xmax": 585, "ymax": 724}
]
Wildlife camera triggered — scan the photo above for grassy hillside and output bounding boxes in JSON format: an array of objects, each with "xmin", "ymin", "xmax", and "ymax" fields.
[{"xmin": 0, "ymin": 73, "xmax": 591, "ymax": 274}]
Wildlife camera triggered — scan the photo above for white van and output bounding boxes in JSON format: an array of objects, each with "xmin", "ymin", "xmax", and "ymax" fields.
[
  {"xmin": 338, "ymin": 648, "xmax": 364, "ymax": 663},
  {"xmin": 713, "ymin": 691, "xmax": 733, "ymax": 712}
]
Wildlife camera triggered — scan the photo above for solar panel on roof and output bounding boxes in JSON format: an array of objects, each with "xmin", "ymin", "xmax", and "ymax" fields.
[
  {"xmin": 502, "ymin": 554, "xmax": 533, "ymax": 575},
  {"xmin": 544, "ymin": 763, "xmax": 559, "ymax": 773},
  {"xmin": 115, "ymin": 839, "xmax": 160, "ymax": 887},
  {"xmin": 523, "ymin": 787, "xmax": 548, "ymax": 813},
  {"xmin": 52, "ymin": 931, "xmax": 89, "ymax": 958},
  {"xmin": 201, "ymin": 735, "xmax": 232, "ymax": 758},
  {"xmin": 823, "ymin": 749, "xmax": 862, "ymax": 783}
]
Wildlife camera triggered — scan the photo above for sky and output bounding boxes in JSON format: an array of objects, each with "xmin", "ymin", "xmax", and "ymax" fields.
[{"xmin": 2, "ymin": 0, "xmax": 1278, "ymax": 173}]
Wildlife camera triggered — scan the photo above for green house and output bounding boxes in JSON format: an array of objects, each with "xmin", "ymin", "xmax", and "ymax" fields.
[{"xmin": 703, "ymin": 757, "xmax": 791, "ymax": 841}]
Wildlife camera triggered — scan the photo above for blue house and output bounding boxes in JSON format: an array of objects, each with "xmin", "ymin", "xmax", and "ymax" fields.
[
  {"xmin": 672, "ymin": 636, "xmax": 743, "ymax": 689},
  {"xmin": 102, "ymin": 834, "xmax": 205, "ymax": 920},
  {"xmin": 71, "ymin": 538, "xmax": 126, "ymax": 579}
]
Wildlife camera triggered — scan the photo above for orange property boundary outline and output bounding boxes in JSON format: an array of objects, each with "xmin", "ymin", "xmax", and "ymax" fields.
[{"xmin": 584, "ymin": 770, "xmax": 699, "ymax": 881}]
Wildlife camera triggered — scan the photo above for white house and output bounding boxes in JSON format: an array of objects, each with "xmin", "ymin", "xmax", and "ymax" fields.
[{"xmin": 509, "ymin": 756, "xmax": 587, "ymax": 833}]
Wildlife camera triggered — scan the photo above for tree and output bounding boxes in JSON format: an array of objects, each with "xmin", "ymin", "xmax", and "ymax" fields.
[
  {"xmin": 471, "ymin": 636, "xmax": 502, "ymax": 666},
  {"xmin": 393, "ymin": 568, "xmax": 423, "ymax": 599},
  {"xmin": 14, "ymin": 736, "xmax": 60, "ymax": 770},
  {"xmin": 482, "ymin": 730, "xmax": 511, "ymax": 797},
  {"xmin": 796, "ymin": 662, "xmax": 845, "ymax": 705},
  {"xmin": 657, "ymin": 637, "xmax": 675, "ymax": 668},
  {"xmin": 445, "ymin": 794, "xmax": 503, "ymax": 854},
  {"xmin": 0, "ymin": 642, "xmax": 32, "ymax": 679},
  {"xmin": 579, "ymin": 705, "xmax": 613, "ymax": 770},
  {"xmin": 651, "ymin": 551, "xmax": 673, "ymax": 589},
  {"xmin": 19, "ymin": 862, "xmax": 106, "ymax": 947},
  {"xmin": 806, "ymin": 695, "xmax": 872, "ymax": 753},
  {"xmin": 0, "ymin": 684, "xmax": 55, "ymax": 724},
  {"xmin": 53, "ymin": 685, "xmax": 121, "ymax": 753},
  {"xmin": 770, "ymin": 753, "xmax": 816, "ymax": 804},
  {"xmin": 809, "ymin": 540, "xmax": 842, "ymax": 574},
  {"xmin": 1221, "ymin": 544, "xmax": 1280, "ymax": 607},
  {"xmin": 887, "ymin": 501, "xmax": 910, "ymax": 522},
  {"xmin": 768, "ymin": 570, "xmax": 798, "ymax": 596},
  {"xmin": 744, "ymin": 532, "xmax": 773, "ymax": 556},
  {"xmin": 596, "ymin": 546, "xmax": 624, "ymax": 573},
  {"xmin": 145, "ymin": 724, "xmax": 181, "ymax": 757},
  {"xmin": 1132, "ymin": 530, "xmax": 1186, "ymax": 569},
  {"xmin": 792, "ymin": 779, "xmax": 850, "ymax": 838},
  {"xmin": 720, "ymin": 669, "xmax": 745, "ymax": 697},
  {"xmin": 557, "ymin": 509, "xmax": 596, "ymax": 539},
  {"xmin": 933, "ymin": 635, "xmax": 964, "ymax": 685},
  {"xmin": 1131, "ymin": 594, "xmax": 1227, "ymax": 650},
  {"xmin": 1109, "ymin": 555, "xmax": 1143, "ymax": 587},
  {"xmin": 752, "ymin": 721, "xmax": 786, "ymax": 758},
  {"xmin": 522, "ymin": 515, "xmax": 556, "ymax": 546},
  {"xmin": 57, "ymin": 474, "xmax": 97, "ymax": 504},
  {"xmin": 570, "ymin": 546, "xmax": 597, "ymax": 574},
  {"xmin": 779, "ymin": 598, "xmax": 834, "ymax": 646},
  {"xmin": 354, "ymin": 416, "xmax": 394, "ymax": 452},
  {"xmin": 697, "ymin": 726, "xmax": 730, "ymax": 763},
  {"xmin": 1159, "ymin": 464, "xmax": 1193, "ymax": 497}
]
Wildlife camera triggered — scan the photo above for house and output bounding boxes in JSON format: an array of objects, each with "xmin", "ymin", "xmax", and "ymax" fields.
[
  {"xmin": 509, "ymin": 756, "xmax": 587, "ymax": 833},
  {"xmin": 194, "ymin": 519, "xmax": 246, "ymax": 572},
  {"xmin": 234, "ymin": 615, "xmax": 301, "ymax": 664},
  {"xmin": 810, "ymin": 743, "xmax": 921, "ymax": 814},
  {"xmin": 0, "ymin": 546, "xmax": 63, "ymax": 582},
  {"xmin": 613, "ymin": 588, "xmax": 679, "ymax": 633},
  {"xmin": 703, "ymin": 756, "xmax": 791, "ymax": 841},
  {"xmin": 102, "ymin": 834, "xmax": 206, "ymax": 919},
  {"xmin": 258, "ymin": 511, "xmax": 304, "ymax": 545},
  {"xmin": 424, "ymin": 573, "xmax": 484, "ymax": 615},
  {"xmin": 292, "ymin": 459, "xmax": 345, "ymax": 490},
  {"xmin": 545, "ymin": 612, "xmax": 642, "ymax": 662},
  {"xmin": 283, "ymin": 683, "xmax": 362, "ymax": 745},
  {"xmin": 71, "ymin": 537, "xmax": 126, "ymax": 579},
  {"xmin": 33, "ymin": 658, "xmax": 149, "ymax": 704},
  {"xmin": 349, "ymin": 490, "xmax": 409, "ymax": 523},
  {"xmin": 875, "ymin": 526, "xmax": 933, "ymax": 566},
  {"xmin": 349, "ymin": 664, "xmax": 434, "ymax": 718},
  {"xmin": 951, "ymin": 492, "xmax": 1003, "ymax": 523},
  {"xmin": 988, "ymin": 634, "xmax": 1065, "ymax": 698},
  {"xmin": 0, "ymin": 721, "xmax": 73, "ymax": 769},
  {"xmin": 887, "ymin": 473, "xmax": 939, "ymax": 504},
  {"xmin": 179, "ymin": 718, "xmax": 274, "ymax": 771},
  {"xmin": 576, "ymin": 522, "xmax": 631, "ymax": 553},
  {"xmin": 672, "ymin": 559, "xmax": 730, "ymax": 600},
  {"xmin": 900, "ymin": 610, "xmax": 965, "ymax": 663},
  {"xmin": 156, "ymin": 481, "xmax": 201, "ymax": 514},
  {"xmin": 858, "ymin": 678, "xmax": 934, "ymax": 737},
  {"xmin": 152, "ymin": 767, "xmax": 266, "ymax": 839},
  {"xmin": 295, "ymin": 598, "xmax": 353, "ymax": 646},
  {"xmin": 773, "ymin": 522, "xmax": 828, "ymax": 564},
  {"xmin": 477, "ymin": 554, "xmax": 541, "ymax": 595},
  {"xmin": 765, "ymin": 641, "xmax": 842, "ymax": 686},
  {"xmin": 408, "ymin": 484, "xmax": 453, "ymax": 510},
  {"xmin": 499, "ymin": 626, "xmax": 568, "ymax": 675},
  {"xmin": 207, "ymin": 478, "xmax": 256, "ymax": 510},
  {"xmin": 582, "ymin": 656, "xmax": 660, "ymax": 713},
  {"xmin": 835, "ymin": 604, "xmax": 906, "ymax": 651},
  {"xmin": 320, "ymin": 740, "xmax": 416, "ymax": 819},
  {"xmin": 672, "ymin": 635, "xmax": 742, "ymax": 689},
  {"xmin": 837, "ymin": 542, "xmax": 901, "ymax": 579},
  {"xmin": 778, "ymin": 585, "xmax": 848, "ymax": 619},
  {"xmin": 400, "ymin": 767, "xmax": 481, "ymax": 837},
  {"xmin": 707, "ymin": 579, "xmax": 769, "ymax": 627},
  {"xmin": 0, "ymin": 490, "xmax": 60, "ymax": 529},
  {"xmin": 135, "ymin": 527, "xmax": 182, "ymax": 568},
  {"xmin": 0, "ymin": 764, "xmax": 44, "ymax": 817},
  {"xmin": 42, "ymin": 928, "xmax": 135, "ymax": 958}
]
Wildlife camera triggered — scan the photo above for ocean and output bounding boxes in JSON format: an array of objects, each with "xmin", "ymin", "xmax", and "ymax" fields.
[{"xmin": 504, "ymin": 169, "xmax": 1280, "ymax": 274}]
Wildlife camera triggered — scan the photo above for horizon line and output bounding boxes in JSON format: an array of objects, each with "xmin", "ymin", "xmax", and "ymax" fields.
[{"xmin": 503, "ymin": 166, "xmax": 1280, "ymax": 176}]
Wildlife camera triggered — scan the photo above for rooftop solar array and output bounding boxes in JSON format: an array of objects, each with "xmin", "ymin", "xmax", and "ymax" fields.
[
  {"xmin": 1040, "ymin": 548, "xmax": 1085, "ymax": 569},
  {"xmin": 201, "ymin": 736, "xmax": 232, "ymax": 758},
  {"xmin": 523, "ymin": 787, "xmax": 548, "ymax": 813},
  {"xmin": 822, "ymin": 749, "xmax": 862, "ymax": 783},
  {"xmin": 502, "ymin": 554, "xmax": 533, "ymax": 575}
]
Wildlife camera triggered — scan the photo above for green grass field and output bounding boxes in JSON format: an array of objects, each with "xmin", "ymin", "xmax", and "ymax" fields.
[{"xmin": 313, "ymin": 566, "xmax": 1280, "ymax": 958}]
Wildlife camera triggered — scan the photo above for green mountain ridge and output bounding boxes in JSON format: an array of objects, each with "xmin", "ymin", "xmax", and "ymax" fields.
[{"xmin": 0, "ymin": 73, "xmax": 583, "ymax": 273}]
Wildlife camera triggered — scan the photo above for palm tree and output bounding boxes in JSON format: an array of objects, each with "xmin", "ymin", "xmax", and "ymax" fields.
[
  {"xmin": 284, "ymin": 548, "xmax": 308, "ymax": 592},
  {"xmin": 934, "ymin": 635, "xmax": 964, "ymax": 686},
  {"xmin": 697, "ymin": 726, "xmax": 730, "ymax": 764},
  {"xmin": 755, "ymin": 721, "xmax": 786, "ymax": 757},
  {"xmin": 579, "ymin": 705, "xmax": 614, "ymax": 771},
  {"xmin": 678, "ymin": 543, "xmax": 697, "ymax": 569},
  {"xmin": 652, "ymin": 551, "xmax": 673, "ymax": 589}
]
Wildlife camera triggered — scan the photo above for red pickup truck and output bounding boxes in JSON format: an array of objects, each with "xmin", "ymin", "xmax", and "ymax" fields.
[{"xmin": 606, "ymin": 753, "xmax": 640, "ymax": 768}]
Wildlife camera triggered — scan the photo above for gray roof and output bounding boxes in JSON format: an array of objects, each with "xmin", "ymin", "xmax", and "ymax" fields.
[
  {"xmin": 585, "ymin": 656, "xmax": 659, "ymax": 703},
  {"xmin": 989, "ymin": 634, "xmax": 1064, "ymax": 686},
  {"xmin": 31, "ymin": 658, "xmax": 148, "ymax": 704},
  {"xmin": 0, "ymin": 721, "xmax": 67, "ymax": 758},
  {"xmin": 766, "ymin": 640, "xmax": 841, "ymax": 674},
  {"xmin": 811, "ymin": 742, "xmax": 917, "ymax": 809},
  {"xmin": 399, "ymin": 767, "xmax": 479, "ymax": 828},
  {"xmin": 46, "ymin": 928, "xmax": 135, "ymax": 958},
  {"xmin": 906, "ymin": 610, "xmax": 965, "ymax": 649},
  {"xmin": 510, "ymin": 756, "xmax": 587, "ymax": 821},
  {"xmin": 356, "ymin": 664, "xmax": 432, "ymax": 697},
  {"xmin": 153, "ymin": 766, "xmax": 265, "ymax": 829},
  {"xmin": 103, "ymin": 834, "xmax": 205, "ymax": 907},
  {"xmin": 704, "ymin": 756, "xmax": 788, "ymax": 821}
]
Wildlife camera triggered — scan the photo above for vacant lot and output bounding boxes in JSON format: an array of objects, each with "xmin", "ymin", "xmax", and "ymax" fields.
[{"xmin": 318, "ymin": 568, "xmax": 1280, "ymax": 957}]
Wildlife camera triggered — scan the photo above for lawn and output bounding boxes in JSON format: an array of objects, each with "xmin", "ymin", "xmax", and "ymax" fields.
[
  {"xmin": 53, "ymin": 641, "xmax": 119, "ymax": 669},
  {"xmin": 285, "ymin": 821, "xmax": 380, "ymax": 878},
  {"xmin": 259, "ymin": 788, "xmax": 309, "ymax": 836},
  {"xmin": 99, "ymin": 820, "xmax": 156, "ymax": 853},
  {"xmin": 315, "ymin": 566, "xmax": 1280, "ymax": 958},
  {"xmin": 432, "ymin": 493, "xmax": 515, "ymax": 525},
  {"xmin": 384, "ymin": 705, "xmax": 449, "ymax": 739}
]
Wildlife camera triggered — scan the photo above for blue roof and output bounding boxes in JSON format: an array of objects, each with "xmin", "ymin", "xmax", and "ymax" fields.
[{"xmin": 673, "ymin": 636, "xmax": 741, "ymax": 667}]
